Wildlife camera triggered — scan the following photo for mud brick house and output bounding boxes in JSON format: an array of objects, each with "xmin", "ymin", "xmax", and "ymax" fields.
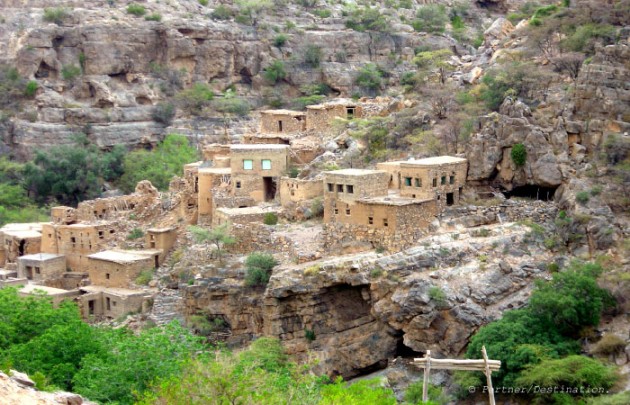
[
  {"xmin": 323, "ymin": 169, "xmax": 389, "ymax": 223},
  {"xmin": 230, "ymin": 144, "xmax": 290, "ymax": 203},
  {"xmin": 41, "ymin": 221, "xmax": 118, "ymax": 272},
  {"xmin": 145, "ymin": 228, "xmax": 177, "ymax": 265},
  {"xmin": 0, "ymin": 223, "xmax": 44, "ymax": 267},
  {"xmin": 306, "ymin": 102, "xmax": 363, "ymax": 133},
  {"xmin": 377, "ymin": 156, "xmax": 468, "ymax": 210},
  {"xmin": 17, "ymin": 253, "xmax": 66, "ymax": 284},
  {"xmin": 50, "ymin": 206, "xmax": 77, "ymax": 225},
  {"xmin": 18, "ymin": 284, "xmax": 80, "ymax": 306},
  {"xmin": 260, "ymin": 110, "xmax": 306, "ymax": 134},
  {"xmin": 87, "ymin": 250, "xmax": 157, "ymax": 288},
  {"xmin": 197, "ymin": 167, "xmax": 232, "ymax": 225},
  {"xmin": 79, "ymin": 285, "xmax": 153, "ymax": 320},
  {"xmin": 279, "ymin": 177, "xmax": 324, "ymax": 207}
]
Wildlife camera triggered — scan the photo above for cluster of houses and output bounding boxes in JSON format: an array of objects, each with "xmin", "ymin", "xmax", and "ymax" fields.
[{"xmin": 0, "ymin": 98, "xmax": 468, "ymax": 319}]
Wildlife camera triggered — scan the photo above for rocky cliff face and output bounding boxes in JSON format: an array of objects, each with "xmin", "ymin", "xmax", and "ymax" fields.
[{"xmin": 181, "ymin": 218, "xmax": 557, "ymax": 377}]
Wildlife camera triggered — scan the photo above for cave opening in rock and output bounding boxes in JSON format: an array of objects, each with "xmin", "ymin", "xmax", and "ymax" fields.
[
  {"xmin": 502, "ymin": 185, "xmax": 557, "ymax": 201},
  {"xmin": 394, "ymin": 337, "xmax": 423, "ymax": 358}
]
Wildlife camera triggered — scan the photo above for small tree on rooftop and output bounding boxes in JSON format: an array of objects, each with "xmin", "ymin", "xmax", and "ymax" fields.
[{"xmin": 189, "ymin": 224, "xmax": 235, "ymax": 263}]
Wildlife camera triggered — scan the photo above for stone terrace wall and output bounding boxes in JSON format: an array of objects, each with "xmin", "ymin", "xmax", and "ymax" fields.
[{"xmin": 443, "ymin": 199, "xmax": 559, "ymax": 228}]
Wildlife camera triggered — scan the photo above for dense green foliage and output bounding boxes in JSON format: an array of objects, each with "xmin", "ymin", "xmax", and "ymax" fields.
[
  {"xmin": 466, "ymin": 262, "xmax": 615, "ymax": 400},
  {"xmin": 511, "ymin": 143, "xmax": 527, "ymax": 167},
  {"xmin": 188, "ymin": 224, "xmax": 236, "ymax": 262},
  {"xmin": 245, "ymin": 252, "xmax": 278, "ymax": 287},
  {"xmin": 119, "ymin": 134, "xmax": 198, "ymax": 192},
  {"xmin": 175, "ymin": 83, "xmax": 214, "ymax": 115},
  {"xmin": 24, "ymin": 134, "xmax": 126, "ymax": 205},
  {"xmin": 263, "ymin": 60, "xmax": 287, "ymax": 84},
  {"xmin": 42, "ymin": 7, "xmax": 70, "ymax": 25},
  {"xmin": 0, "ymin": 158, "xmax": 48, "ymax": 226},
  {"xmin": 412, "ymin": 4, "xmax": 448, "ymax": 33},
  {"xmin": 126, "ymin": 4, "xmax": 147, "ymax": 17},
  {"xmin": 344, "ymin": 7, "xmax": 389, "ymax": 32},
  {"xmin": 0, "ymin": 287, "xmax": 202, "ymax": 403},
  {"xmin": 355, "ymin": 63, "xmax": 383, "ymax": 93}
]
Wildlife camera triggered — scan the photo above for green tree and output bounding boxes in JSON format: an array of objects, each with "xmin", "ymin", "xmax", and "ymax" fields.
[
  {"xmin": 344, "ymin": 7, "xmax": 389, "ymax": 32},
  {"xmin": 511, "ymin": 143, "xmax": 527, "ymax": 167},
  {"xmin": 244, "ymin": 252, "xmax": 278, "ymax": 287},
  {"xmin": 528, "ymin": 263, "xmax": 614, "ymax": 337},
  {"xmin": 189, "ymin": 224, "xmax": 236, "ymax": 263},
  {"xmin": 72, "ymin": 322, "xmax": 203, "ymax": 404},
  {"xmin": 23, "ymin": 135, "xmax": 126, "ymax": 205},
  {"xmin": 412, "ymin": 4, "xmax": 448, "ymax": 33},
  {"xmin": 212, "ymin": 90, "xmax": 250, "ymax": 140},
  {"xmin": 119, "ymin": 134, "xmax": 198, "ymax": 193},
  {"xmin": 355, "ymin": 63, "xmax": 383, "ymax": 94},
  {"xmin": 175, "ymin": 83, "xmax": 214, "ymax": 115},
  {"xmin": 319, "ymin": 377, "xmax": 397, "ymax": 405}
]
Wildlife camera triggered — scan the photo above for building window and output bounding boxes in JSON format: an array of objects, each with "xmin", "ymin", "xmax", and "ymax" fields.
[
  {"xmin": 334, "ymin": 208, "xmax": 339, "ymax": 215},
  {"xmin": 346, "ymin": 107, "xmax": 356, "ymax": 119},
  {"xmin": 383, "ymin": 218, "xmax": 388, "ymax": 227},
  {"xmin": 236, "ymin": 181, "xmax": 241, "ymax": 189},
  {"xmin": 112, "ymin": 301, "xmax": 117, "ymax": 307},
  {"xmin": 98, "ymin": 231, "xmax": 104, "ymax": 239},
  {"xmin": 346, "ymin": 185, "xmax": 354, "ymax": 194},
  {"xmin": 278, "ymin": 120, "xmax": 283, "ymax": 132},
  {"xmin": 106, "ymin": 273, "xmax": 110, "ymax": 280},
  {"xmin": 441, "ymin": 175, "xmax": 446, "ymax": 185},
  {"xmin": 415, "ymin": 178, "xmax": 421, "ymax": 187},
  {"xmin": 450, "ymin": 175, "xmax": 455, "ymax": 184},
  {"xmin": 337, "ymin": 184, "xmax": 344, "ymax": 193},
  {"xmin": 404, "ymin": 177, "xmax": 412, "ymax": 186},
  {"xmin": 35, "ymin": 267, "xmax": 41, "ymax": 274},
  {"xmin": 368, "ymin": 216, "xmax": 373, "ymax": 225},
  {"xmin": 106, "ymin": 297, "xmax": 111, "ymax": 311},
  {"xmin": 346, "ymin": 208, "xmax": 351, "ymax": 215},
  {"xmin": 243, "ymin": 159, "xmax": 253, "ymax": 170},
  {"xmin": 433, "ymin": 178, "xmax": 437, "ymax": 187},
  {"xmin": 327, "ymin": 183, "xmax": 334, "ymax": 192},
  {"xmin": 262, "ymin": 159, "xmax": 272, "ymax": 170}
]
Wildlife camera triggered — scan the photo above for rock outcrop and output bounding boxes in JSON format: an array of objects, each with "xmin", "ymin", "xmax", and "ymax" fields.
[{"xmin": 0, "ymin": 371, "xmax": 93, "ymax": 405}]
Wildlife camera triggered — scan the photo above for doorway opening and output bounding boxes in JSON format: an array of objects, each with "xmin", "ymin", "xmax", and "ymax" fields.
[{"xmin": 263, "ymin": 177, "xmax": 277, "ymax": 202}]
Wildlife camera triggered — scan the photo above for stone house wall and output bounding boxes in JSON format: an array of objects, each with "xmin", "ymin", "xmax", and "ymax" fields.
[
  {"xmin": 17, "ymin": 254, "xmax": 66, "ymax": 283},
  {"xmin": 79, "ymin": 289, "xmax": 149, "ymax": 320},
  {"xmin": 51, "ymin": 206, "xmax": 77, "ymax": 224},
  {"xmin": 306, "ymin": 104, "xmax": 363, "ymax": 133},
  {"xmin": 197, "ymin": 168, "xmax": 231, "ymax": 219},
  {"xmin": 230, "ymin": 145, "xmax": 289, "ymax": 203},
  {"xmin": 87, "ymin": 256, "xmax": 153, "ymax": 288},
  {"xmin": 279, "ymin": 177, "xmax": 323, "ymax": 207},
  {"xmin": 323, "ymin": 170, "xmax": 389, "ymax": 222},
  {"xmin": 260, "ymin": 110, "xmax": 306, "ymax": 134},
  {"xmin": 41, "ymin": 222, "xmax": 118, "ymax": 272},
  {"xmin": 146, "ymin": 228, "xmax": 177, "ymax": 264}
]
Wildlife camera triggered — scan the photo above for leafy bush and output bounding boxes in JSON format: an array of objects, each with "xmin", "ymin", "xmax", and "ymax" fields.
[
  {"xmin": 295, "ymin": 94, "xmax": 325, "ymax": 109},
  {"xmin": 198, "ymin": 0, "xmax": 208, "ymax": 6},
  {"xmin": 245, "ymin": 252, "xmax": 278, "ymax": 287},
  {"xmin": 211, "ymin": 5, "xmax": 234, "ymax": 20},
  {"xmin": 151, "ymin": 102, "xmax": 176, "ymax": 126},
  {"xmin": 405, "ymin": 381, "xmax": 449, "ymax": 404},
  {"xmin": 429, "ymin": 286, "xmax": 447, "ymax": 307},
  {"xmin": 175, "ymin": 83, "xmax": 214, "ymax": 115},
  {"xmin": 516, "ymin": 355, "xmax": 616, "ymax": 399},
  {"xmin": 313, "ymin": 9, "xmax": 331, "ymax": 18},
  {"xmin": 273, "ymin": 34, "xmax": 288, "ymax": 47},
  {"xmin": 24, "ymin": 80, "xmax": 38, "ymax": 97},
  {"xmin": 127, "ymin": 228, "xmax": 144, "ymax": 240},
  {"xmin": 310, "ymin": 197, "xmax": 323, "ymax": 217},
  {"xmin": 304, "ymin": 45, "xmax": 323, "ymax": 67},
  {"xmin": 61, "ymin": 64, "xmax": 82, "ymax": 81},
  {"xmin": 355, "ymin": 63, "xmax": 382, "ymax": 92},
  {"xmin": 119, "ymin": 134, "xmax": 198, "ymax": 193},
  {"xmin": 345, "ymin": 7, "xmax": 389, "ymax": 32},
  {"xmin": 511, "ymin": 143, "xmax": 527, "ymax": 167},
  {"xmin": 576, "ymin": 191, "xmax": 590, "ymax": 204},
  {"xmin": 263, "ymin": 60, "xmax": 287, "ymax": 84},
  {"xmin": 144, "ymin": 13, "xmax": 162, "ymax": 22},
  {"xmin": 304, "ymin": 329, "xmax": 316, "ymax": 342},
  {"xmin": 263, "ymin": 212, "xmax": 278, "ymax": 225},
  {"xmin": 43, "ymin": 7, "xmax": 70, "ymax": 25},
  {"xmin": 320, "ymin": 377, "xmax": 397, "ymax": 404},
  {"xmin": 135, "ymin": 268, "xmax": 154, "ymax": 286},
  {"xmin": 412, "ymin": 4, "xmax": 448, "ymax": 33},
  {"xmin": 126, "ymin": 4, "xmax": 146, "ymax": 16},
  {"xmin": 562, "ymin": 23, "xmax": 616, "ymax": 54}
]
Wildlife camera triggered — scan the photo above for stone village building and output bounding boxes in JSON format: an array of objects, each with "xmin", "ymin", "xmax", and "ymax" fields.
[{"xmin": 322, "ymin": 156, "xmax": 468, "ymax": 252}]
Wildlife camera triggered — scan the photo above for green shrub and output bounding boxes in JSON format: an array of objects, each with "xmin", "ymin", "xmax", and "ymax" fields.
[
  {"xmin": 576, "ymin": 191, "xmax": 590, "ymax": 204},
  {"xmin": 61, "ymin": 64, "xmax": 82, "ymax": 81},
  {"xmin": 24, "ymin": 81, "xmax": 38, "ymax": 97},
  {"xmin": 287, "ymin": 167, "xmax": 299, "ymax": 178},
  {"xmin": 511, "ymin": 143, "xmax": 527, "ymax": 167},
  {"xmin": 345, "ymin": 7, "xmax": 389, "ymax": 32},
  {"xmin": 211, "ymin": 5, "xmax": 233, "ymax": 20},
  {"xmin": 355, "ymin": 63, "xmax": 382, "ymax": 92},
  {"xmin": 451, "ymin": 15, "xmax": 465, "ymax": 30},
  {"xmin": 562, "ymin": 24, "xmax": 617, "ymax": 54},
  {"xmin": 126, "ymin": 4, "xmax": 146, "ymax": 16},
  {"xmin": 313, "ymin": 9, "xmax": 331, "ymax": 18},
  {"xmin": 304, "ymin": 45, "xmax": 322, "ymax": 67},
  {"xmin": 587, "ymin": 392, "xmax": 630, "ymax": 405},
  {"xmin": 304, "ymin": 329, "xmax": 316, "ymax": 341},
  {"xmin": 263, "ymin": 212, "xmax": 278, "ymax": 225},
  {"xmin": 548, "ymin": 262, "xmax": 560, "ymax": 272},
  {"xmin": 245, "ymin": 252, "xmax": 278, "ymax": 287},
  {"xmin": 429, "ymin": 286, "xmax": 447, "ymax": 307},
  {"xmin": 198, "ymin": 0, "xmax": 208, "ymax": 6},
  {"xmin": 175, "ymin": 83, "xmax": 214, "ymax": 115},
  {"xmin": 127, "ymin": 228, "xmax": 144, "ymax": 240},
  {"xmin": 43, "ymin": 7, "xmax": 70, "ymax": 25},
  {"xmin": 590, "ymin": 185, "xmax": 603, "ymax": 196},
  {"xmin": 273, "ymin": 34, "xmax": 288, "ymax": 47},
  {"xmin": 310, "ymin": 197, "xmax": 323, "ymax": 218},
  {"xmin": 145, "ymin": 13, "xmax": 162, "ymax": 22},
  {"xmin": 295, "ymin": 94, "xmax": 325, "ymax": 109},
  {"xmin": 263, "ymin": 60, "xmax": 286, "ymax": 84},
  {"xmin": 120, "ymin": 134, "xmax": 198, "ymax": 192},
  {"xmin": 370, "ymin": 268, "xmax": 383, "ymax": 278},
  {"xmin": 135, "ymin": 268, "xmax": 154, "ymax": 286},
  {"xmin": 412, "ymin": 4, "xmax": 448, "ymax": 33},
  {"xmin": 151, "ymin": 103, "xmax": 176, "ymax": 126},
  {"xmin": 405, "ymin": 381, "xmax": 449, "ymax": 404}
]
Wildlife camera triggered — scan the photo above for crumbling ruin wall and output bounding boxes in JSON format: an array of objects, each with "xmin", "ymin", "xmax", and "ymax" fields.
[
  {"xmin": 306, "ymin": 104, "xmax": 362, "ymax": 133},
  {"xmin": 279, "ymin": 177, "xmax": 323, "ymax": 207},
  {"xmin": 87, "ymin": 257, "xmax": 153, "ymax": 288},
  {"xmin": 198, "ymin": 168, "xmax": 231, "ymax": 220},
  {"xmin": 78, "ymin": 290, "xmax": 150, "ymax": 320},
  {"xmin": 51, "ymin": 206, "xmax": 77, "ymax": 224},
  {"xmin": 260, "ymin": 111, "xmax": 306, "ymax": 134},
  {"xmin": 76, "ymin": 180, "xmax": 160, "ymax": 222}
]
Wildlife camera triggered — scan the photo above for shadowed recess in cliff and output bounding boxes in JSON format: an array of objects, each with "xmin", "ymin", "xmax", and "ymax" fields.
[{"xmin": 502, "ymin": 185, "xmax": 557, "ymax": 201}]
